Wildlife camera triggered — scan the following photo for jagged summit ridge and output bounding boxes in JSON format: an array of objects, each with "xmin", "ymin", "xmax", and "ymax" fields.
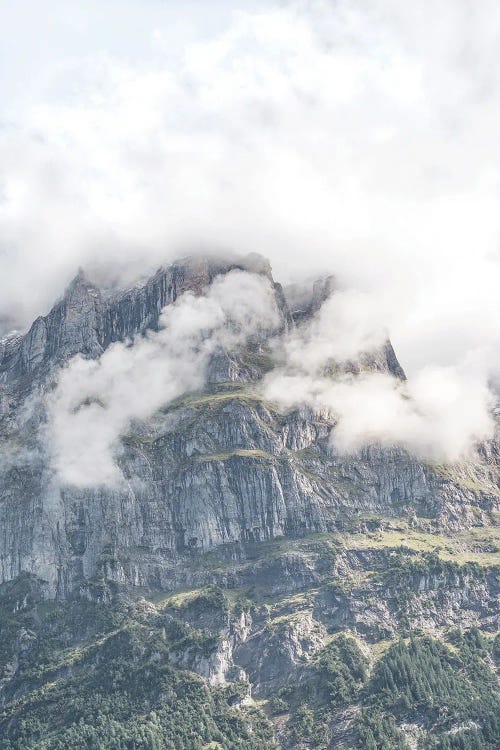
[
  {"xmin": 0, "ymin": 253, "xmax": 400, "ymax": 391},
  {"xmin": 0, "ymin": 254, "xmax": 497, "ymax": 598},
  {"xmin": 0, "ymin": 253, "xmax": 405, "ymax": 434},
  {"xmin": 0, "ymin": 254, "xmax": 286, "ymax": 396}
]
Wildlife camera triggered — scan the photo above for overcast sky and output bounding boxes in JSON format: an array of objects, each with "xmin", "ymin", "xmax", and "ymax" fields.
[
  {"xmin": 0, "ymin": 0, "xmax": 274, "ymax": 111},
  {"xmin": 0, "ymin": 0, "xmax": 499, "ymax": 384}
]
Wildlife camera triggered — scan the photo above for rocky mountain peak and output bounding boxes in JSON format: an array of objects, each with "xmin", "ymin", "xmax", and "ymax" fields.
[
  {"xmin": 64, "ymin": 267, "xmax": 101, "ymax": 299},
  {"xmin": 1, "ymin": 253, "xmax": 408, "ymax": 414},
  {"xmin": 0, "ymin": 253, "xmax": 498, "ymax": 750},
  {"xmin": 284, "ymin": 274, "xmax": 337, "ymax": 325}
]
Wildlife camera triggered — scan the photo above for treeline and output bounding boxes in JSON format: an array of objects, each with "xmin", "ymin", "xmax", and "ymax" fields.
[
  {"xmin": 357, "ymin": 630, "xmax": 499, "ymax": 750},
  {"xmin": 0, "ymin": 586, "xmax": 276, "ymax": 750},
  {"xmin": 270, "ymin": 629, "xmax": 499, "ymax": 750},
  {"xmin": 0, "ymin": 577, "xmax": 498, "ymax": 750}
]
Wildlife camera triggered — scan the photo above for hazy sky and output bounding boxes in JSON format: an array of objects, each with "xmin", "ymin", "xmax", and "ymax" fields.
[
  {"xmin": 0, "ymin": 0, "xmax": 499, "ymax": 384},
  {"xmin": 0, "ymin": 1, "xmax": 273, "ymax": 108}
]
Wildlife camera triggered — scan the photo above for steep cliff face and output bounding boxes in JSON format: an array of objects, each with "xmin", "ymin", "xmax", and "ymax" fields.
[
  {"xmin": 0, "ymin": 254, "xmax": 284, "ymax": 393},
  {"xmin": 0, "ymin": 255, "xmax": 499, "ymax": 750},
  {"xmin": 0, "ymin": 544, "xmax": 498, "ymax": 749},
  {"xmin": 0, "ymin": 255, "xmax": 498, "ymax": 600}
]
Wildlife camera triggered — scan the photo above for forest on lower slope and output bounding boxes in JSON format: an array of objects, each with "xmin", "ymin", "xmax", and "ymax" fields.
[{"xmin": 0, "ymin": 564, "xmax": 498, "ymax": 750}]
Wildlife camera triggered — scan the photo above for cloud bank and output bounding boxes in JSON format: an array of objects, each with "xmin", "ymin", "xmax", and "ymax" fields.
[
  {"xmin": 0, "ymin": 1, "xmax": 497, "ymax": 374},
  {"xmin": 48, "ymin": 270, "xmax": 280, "ymax": 486},
  {"xmin": 1, "ymin": 1, "xmax": 499, "ymax": 471},
  {"xmin": 263, "ymin": 287, "xmax": 495, "ymax": 462},
  {"xmin": 264, "ymin": 368, "xmax": 494, "ymax": 463}
]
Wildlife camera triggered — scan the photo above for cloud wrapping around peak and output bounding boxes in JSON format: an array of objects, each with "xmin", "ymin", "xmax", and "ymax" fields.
[
  {"xmin": 264, "ymin": 368, "xmax": 494, "ymax": 463},
  {"xmin": 0, "ymin": 0, "xmax": 499, "ymax": 468},
  {"xmin": 0, "ymin": 0, "xmax": 498, "ymax": 381},
  {"xmin": 280, "ymin": 288, "xmax": 391, "ymax": 368},
  {"xmin": 263, "ymin": 290, "xmax": 495, "ymax": 462},
  {"xmin": 48, "ymin": 270, "xmax": 280, "ymax": 486}
]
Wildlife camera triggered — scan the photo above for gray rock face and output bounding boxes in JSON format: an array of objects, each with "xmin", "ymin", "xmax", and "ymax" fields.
[
  {"xmin": 0, "ymin": 255, "xmax": 286, "ymax": 393},
  {"xmin": 236, "ymin": 610, "xmax": 326, "ymax": 694},
  {"xmin": 0, "ymin": 255, "xmax": 498, "ymax": 598},
  {"xmin": 314, "ymin": 551, "xmax": 500, "ymax": 640}
]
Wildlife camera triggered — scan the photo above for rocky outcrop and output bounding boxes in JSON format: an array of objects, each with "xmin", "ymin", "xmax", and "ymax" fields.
[
  {"xmin": 0, "ymin": 255, "xmax": 287, "ymax": 392},
  {"xmin": 0, "ymin": 255, "xmax": 498, "ymax": 599},
  {"xmin": 235, "ymin": 611, "xmax": 326, "ymax": 694}
]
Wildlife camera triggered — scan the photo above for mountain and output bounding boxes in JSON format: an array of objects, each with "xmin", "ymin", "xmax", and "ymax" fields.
[{"xmin": 0, "ymin": 255, "xmax": 498, "ymax": 750}]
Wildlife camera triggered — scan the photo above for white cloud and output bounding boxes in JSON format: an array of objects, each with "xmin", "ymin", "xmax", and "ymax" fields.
[
  {"xmin": 263, "ymin": 287, "xmax": 495, "ymax": 462},
  {"xmin": 278, "ymin": 288, "xmax": 391, "ymax": 369},
  {"xmin": 265, "ymin": 367, "xmax": 494, "ymax": 462},
  {"xmin": 0, "ymin": 0, "xmax": 499, "ymax": 465},
  {"xmin": 48, "ymin": 270, "xmax": 280, "ymax": 486}
]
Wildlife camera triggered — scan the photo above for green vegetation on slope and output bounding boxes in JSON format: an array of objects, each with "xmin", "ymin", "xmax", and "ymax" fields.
[
  {"xmin": 0, "ymin": 581, "xmax": 275, "ymax": 750},
  {"xmin": 0, "ymin": 538, "xmax": 498, "ymax": 750},
  {"xmin": 356, "ymin": 632, "xmax": 500, "ymax": 750},
  {"xmin": 274, "ymin": 629, "xmax": 500, "ymax": 750}
]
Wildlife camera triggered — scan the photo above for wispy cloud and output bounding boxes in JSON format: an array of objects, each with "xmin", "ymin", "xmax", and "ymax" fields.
[
  {"xmin": 48, "ymin": 270, "xmax": 280, "ymax": 486},
  {"xmin": 1, "ymin": 1, "xmax": 499, "ymax": 462},
  {"xmin": 263, "ymin": 286, "xmax": 495, "ymax": 462}
]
